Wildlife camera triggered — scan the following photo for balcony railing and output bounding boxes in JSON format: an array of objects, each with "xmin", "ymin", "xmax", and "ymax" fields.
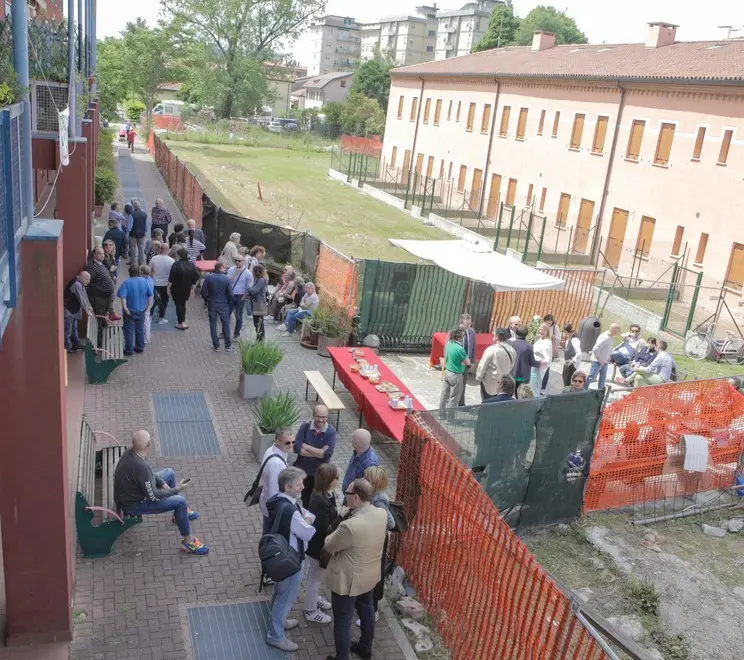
[{"xmin": 31, "ymin": 80, "xmax": 69, "ymax": 134}]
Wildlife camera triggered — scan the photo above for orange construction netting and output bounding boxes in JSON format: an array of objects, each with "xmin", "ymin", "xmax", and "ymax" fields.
[
  {"xmin": 340, "ymin": 134, "xmax": 382, "ymax": 157},
  {"xmin": 393, "ymin": 413, "xmax": 609, "ymax": 660},
  {"xmin": 152, "ymin": 135, "xmax": 204, "ymax": 225},
  {"xmin": 584, "ymin": 379, "xmax": 744, "ymax": 513},
  {"xmin": 315, "ymin": 243, "xmax": 356, "ymax": 311}
]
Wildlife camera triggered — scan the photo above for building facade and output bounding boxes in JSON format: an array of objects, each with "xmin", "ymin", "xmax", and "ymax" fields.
[
  {"xmin": 373, "ymin": 6, "xmax": 439, "ymax": 67},
  {"xmin": 293, "ymin": 71, "xmax": 353, "ymax": 110},
  {"xmin": 306, "ymin": 15, "xmax": 360, "ymax": 76},
  {"xmin": 360, "ymin": 21, "xmax": 381, "ymax": 61},
  {"xmin": 381, "ymin": 23, "xmax": 744, "ymax": 291},
  {"xmin": 435, "ymin": 0, "xmax": 502, "ymax": 60}
]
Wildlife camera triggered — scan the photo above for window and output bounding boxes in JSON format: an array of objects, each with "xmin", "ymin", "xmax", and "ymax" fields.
[
  {"xmin": 635, "ymin": 215, "xmax": 655, "ymax": 258},
  {"xmin": 592, "ymin": 116, "xmax": 609, "ymax": 154},
  {"xmin": 695, "ymin": 233, "xmax": 709, "ymax": 265},
  {"xmin": 537, "ymin": 110, "xmax": 546, "ymax": 136},
  {"xmin": 499, "ymin": 105, "xmax": 511, "ymax": 137},
  {"xmin": 434, "ymin": 99, "xmax": 442, "ymax": 126},
  {"xmin": 426, "ymin": 156, "xmax": 434, "ymax": 178},
  {"xmin": 447, "ymin": 161, "xmax": 453, "ymax": 183},
  {"xmin": 654, "ymin": 123, "xmax": 675, "ymax": 165},
  {"xmin": 671, "ymin": 225, "xmax": 684, "ymax": 256},
  {"xmin": 423, "ymin": 98, "xmax": 431, "ymax": 123},
  {"xmin": 447, "ymin": 100, "xmax": 453, "ymax": 121},
  {"xmin": 410, "ymin": 97, "xmax": 418, "ymax": 121},
  {"xmin": 526, "ymin": 183, "xmax": 534, "ymax": 206},
  {"xmin": 397, "ymin": 95, "xmax": 404, "ymax": 120},
  {"xmin": 692, "ymin": 127, "xmax": 706, "ymax": 160},
  {"xmin": 415, "ymin": 153, "xmax": 424, "ymax": 175},
  {"xmin": 481, "ymin": 104, "xmax": 491, "ymax": 134},
  {"xmin": 426, "ymin": 45, "xmax": 434, "ymax": 52},
  {"xmin": 539, "ymin": 187, "xmax": 547, "ymax": 212},
  {"xmin": 456, "ymin": 101, "xmax": 461, "ymax": 122},
  {"xmin": 626, "ymin": 120, "xmax": 645, "ymax": 160},
  {"xmin": 457, "ymin": 165, "xmax": 467, "ymax": 192},
  {"xmin": 516, "ymin": 108, "xmax": 528, "ymax": 140},
  {"xmin": 718, "ymin": 129, "xmax": 733, "ymax": 165},
  {"xmin": 466, "ymin": 103, "xmax": 476, "ymax": 132},
  {"xmin": 505, "ymin": 178, "xmax": 517, "ymax": 206},
  {"xmin": 556, "ymin": 193, "xmax": 571, "ymax": 227},
  {"xmin": 569, "ymin": 114, "xmax": 585, "ymax": 150},
  {"xmin": 551, "ymin": 111, "xmax": 561, "ymax": 137},
  {"xmin": 390, "ymin": 146, "xmax": 398, "ymax": 168},
  {"xmin": 440, "ymin": 159, "xmax": 445, "ymax": 177},
  {"xmin": 726, "ymin": 243, "xmax": 744, "ymax": 292}
]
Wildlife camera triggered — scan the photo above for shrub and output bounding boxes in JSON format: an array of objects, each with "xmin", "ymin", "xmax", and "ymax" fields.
[
  {"xmin": 254, "ymin": 392, "xmax": 301, "ymax": 434},
  {"xmin": 237, "ymin": 339, "xmax": 284, "ymax": 375},
  {"xmin": 125, "ymin": 100, "xmax": 146, "ymax": 122},
  {"xmin": 309, "ymin": 300, "xmax": 348, "ymax": 338},
  {"xmin": 94, "ymin": 168, "xmax": 117, "ymax": 206}
]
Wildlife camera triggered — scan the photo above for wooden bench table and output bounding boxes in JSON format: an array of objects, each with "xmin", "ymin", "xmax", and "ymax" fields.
[
  {"xmin": 75, "ymin": 418, "xmax": 142, "ymax": 558},
  {"xmin": 303, "ymin": 370, "xmax": 345, "ymax": 427},
  {"xmin": 85, "ymin": 315, "xmax": 127, "ymax": 384}
]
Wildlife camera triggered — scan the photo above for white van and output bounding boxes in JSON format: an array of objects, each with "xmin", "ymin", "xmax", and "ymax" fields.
[{"xmin": 152, "ymin": 100, "xmax": 186, "ymax": 117}]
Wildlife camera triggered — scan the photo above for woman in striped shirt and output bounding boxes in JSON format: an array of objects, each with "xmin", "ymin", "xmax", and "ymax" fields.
[{"xmin": 186, "ymin": 229, "xmax": 206, "ymax": 262}]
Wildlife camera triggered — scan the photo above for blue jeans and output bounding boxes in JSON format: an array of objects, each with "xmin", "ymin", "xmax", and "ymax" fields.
[
  {"xmin": 229, "ymin": 295, "xmax": 245, "ymax": 337},
  {"xmin": 331, "ymin": 589, "xmax": 376, "ymax": 660},
  {"xmin": 64, "ymin": 315, "xmax": 81, "ymax": 349},
  {"xmin": 266, "ymin": 562, "xmax": 305, "ymax": 644},
  {"xmin": 610, "ymin": 350, "xmax": 629, "ymax": 366},
  {"xmin": 285, "ymin": 309, "xmax": 311, "ymax": 334},
  {"xmin": 123, "ymin": 468, "xmax": 191, "ymax": 536},
  {"xmin": 123, "ymin": 309, "xmax": 146, "ymax": 354},
  {"xmin": 585, "ymin": 361, "xmax": 608, "ymax": 391},
  {"xmin": 208, "ymin": 303, "xmax": 231, "ymax": 348}
]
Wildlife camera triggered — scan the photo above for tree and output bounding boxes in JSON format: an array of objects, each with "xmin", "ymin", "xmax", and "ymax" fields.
[
  {"xmin": 473, "ymin": 2, "xmax": 520, "ymax": 51},
  {"xmin": 351, "ymin": 57, "xmax": 392, "ymax": 111},
  {"xmin": 515, "ymin": 6, "xmax": 588, "ymax": 46},
  {"xmin": 160, "ymin": 0, "xmax": 326, "ymax": 118},
  {"xmin": 340, "ymin": 93, "xmax": 386, "ymax": 137},
  {"xmin": 322, "ymin": 102, "xmax": 344, "ymax": 137},
  {"xmin": 96, "ymin": 37, "xmax": 128, "ymax": 119}
]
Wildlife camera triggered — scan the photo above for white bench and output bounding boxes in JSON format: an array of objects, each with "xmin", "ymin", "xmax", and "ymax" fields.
[{"xmin": 303, "ymin": 370, "xmax": 345, "ymax": 427}]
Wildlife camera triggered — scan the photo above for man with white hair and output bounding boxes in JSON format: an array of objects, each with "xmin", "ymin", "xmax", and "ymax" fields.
[
  {"xmin": 341, "ymin": 429, "xmax": 379, "ymax": 496},
  {"xmin": 585, "ymin": 323, "xmax": 621, "ymax": 391},
  {"xmin": 220, "ymin": 233, "xmax": 242, "ymax": 268},
  {"xmin": 507, "ymin": 316, "xmax": 521, "ymax": 340},
  {"xmin": 113, "ymin": 430, "xmax": 209, "ymax": 555},
  {"xmin": 63, "ymin": 270, "xmax": 94, "ymax": 352},
  {"xmin": 186, "ymin": 218, "xmax": 206, "ymax": 245},
  {"xmin": 278, "ymin": 281, "xmax": 320, "ymax": 335},
  {"xmin": 150, "ymin": 198, "xmax": 173, "ymax": 238}
]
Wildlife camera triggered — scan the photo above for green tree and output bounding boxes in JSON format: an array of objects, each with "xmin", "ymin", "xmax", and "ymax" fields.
[
  {"xmin": 473, "ymin": 1, "xmax": 520, "ymax": 51},
  {"xmin": 350, "ymin": 57, "xmax": 392, "ymax": 110},
  {"xmin": 96, "ymin": 36, "xmax": 128, "ymax": 120},
  {"xmin": 515, "ymin": 5, "xmax": 588, "ymax": 46},
  {"xmin": 161, "ymin": 0, "xmax": 326, "ymax": 118},
  {"xmin": 340, "ymin": 93, "xmax": 385, "ymax": 137},
  {"xmin": 322, "ymin": 101, "xmax": 344, "ymax": 137}
]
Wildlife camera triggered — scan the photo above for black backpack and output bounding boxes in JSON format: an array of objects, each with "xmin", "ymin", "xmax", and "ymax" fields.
[{"xmin": 259, "ymin": 501, "xmax": 303, "ymax": 585}]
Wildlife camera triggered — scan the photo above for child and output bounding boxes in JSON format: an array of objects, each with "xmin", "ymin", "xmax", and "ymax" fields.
[
  {"xmin": 140, "ymin": 265, "xmax": 154, "ymax": 344},
  {"xmin": 126, "ymin": 124, "xmax": 136, "ymax": 152}
]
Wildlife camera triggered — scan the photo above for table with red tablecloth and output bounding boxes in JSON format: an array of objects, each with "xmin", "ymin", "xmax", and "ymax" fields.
[
  {"xmin": 327, "ymin": 347, "xmax": 425, "ymax": 443},
  {"xmin": 195, "ymin": 260, "xmax": 218, "ymax": 273},
  {"xmin": 429, "ymin": 332, "xmax": 493, "ymax": 367}
]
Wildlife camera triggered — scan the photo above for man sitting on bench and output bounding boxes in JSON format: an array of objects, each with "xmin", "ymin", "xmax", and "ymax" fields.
[
  {"xmin": 114, "ymin": 430, "xmax": 209, "ymax": 555},
  {"xmin": 621, "ymin": 340, "xmax": 674, "ymax": 388}
]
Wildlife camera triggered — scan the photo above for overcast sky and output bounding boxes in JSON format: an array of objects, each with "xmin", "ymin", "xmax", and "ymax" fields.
[{"xmin": 97, "ymin": 0, "xmax": 744, "ymax": 66}]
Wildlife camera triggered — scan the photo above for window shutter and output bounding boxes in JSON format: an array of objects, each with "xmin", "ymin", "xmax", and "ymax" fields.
[
  {"xmin": 516, "ymin": 108, "xmax": 528, "ymax": 140},
  {"xmin": 626, "ymin": 120, "xmax": 645, "ymax": 160},
  {"xmin": 466, "ymin": 103, "xmax": 476, "ymax": 131},
  {"xmin": 434, "ymin": 99, "xmax": 442, "ymax": 125},
  {"xmin": 592, "ymin": 117, "xmax": 609, "ymax": 153},
  {"xmin": 692, "ymin": 127, "xmax": 706, "ymax": 160},
  {"xmin": 654, "ymin": 123, "xmax": 675, "ymax": 165},
  {"xmin": 458, "ymin": 165, "xmax": 467, "ymax": 191},
  {"xmin": 552, "ymin": 111, "xmax": 561, "ymax": 137},
  {"xmin": 570, "ymin": 114, "xmax": 585, "ymax": 149},
  {"xmin": 719, "ymin": 129, "xmax": 733, "ymax": 164},
  {"xmin": 499, "ymin": 106, "xmax": 511, "ymax": 137},
  {"xmin": 481, "ymin": 104, "xmax": 491, "ymax": 133},
  {"xmin": 423, "ymin": 98, "xmax": 431, "ymax": 123},
  {"xmin": 397, "ymin": 96, "xmax": 404, "ymax": 120},
  {"xmin": 537, "ymin": 110, "xmax": 545, "ymax": 136}
]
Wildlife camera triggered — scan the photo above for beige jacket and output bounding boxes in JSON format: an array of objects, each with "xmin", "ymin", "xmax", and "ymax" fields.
[
  {"xmin": 476, "ymin": 341, "xmax": 516, "ymax": 396},
  {"xmin": 324, "ymin": 504, "xmax": 387, "ymax": 596}
]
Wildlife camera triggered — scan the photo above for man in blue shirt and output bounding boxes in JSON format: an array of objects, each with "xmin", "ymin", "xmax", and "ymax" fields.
[
  {"xmin": 226, "ymin": 256, "xmax": 254, "ymax": 339},
  {"xmin": 293, "ymin": 404, "xmax": 337, "ymax": 507},
  {"xmin": 342, "ymin": 429, "xmax": 379, "ymax": 496},
  {"xmin": 626, "ymin": 340, "xmax": 674, "ymax": 387},
  {"xmin": 201, "ymin": 261, "xmax": 233, "ymax": 351},
  {"xmin": 118, "ymin": 265, "xmax": 154, "ymax": 355}
]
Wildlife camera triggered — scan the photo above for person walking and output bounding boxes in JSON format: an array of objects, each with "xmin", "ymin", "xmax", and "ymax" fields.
[
  {"xmin": 532, "ymin": 322, "xmax": 553, "ymax": 395},
  {"xmin": 149, "ymin": 242, "xmax": 175, "ymax": 323},
  {"xmin": 226, "ymin": 254, "xmax": 253, "ymax": 340},
  {"xmin": 201, "ymin": 261, "xmax": 233, "ymax": 351},
  {"xmin": 585, "ymin": 323, "xmax": 620, "ymax": 391},
  {"xmin": 510, "ymin": 324, "xmax": 539, "ymax": 397},
  {"xmin": 476, "ymin": 328, "xmax": 516, "ymax": 401},
  {"xmin": 117, "ymin": 265, "xmax": 153, "ymax": 356},
  {"xmin": 294, "ymin": 404, "xmax": 337, "ymax": 508},
  {"xmin": 126, "ymin": 124, "xmax": 136, "ymax": 152},
  {"xmin": 150, "ymin": 198, "xmax": 173, "ymax": 238},
  {"xmin": 128, "ymin": 199, "xmax": 150, "ymax": 266},
  {"xmin": 458, "ymin": 314, "xmax": 476, "ymax": 406},
  {"xmin": 247, "ymin": 263, "xmax": 268, "ymax": 341},
  {"xmin": 323, "ymin": 478, "xmax": 388, "ymax": 660},
  {"xmin": 168, "ymin": 247, "xmax": 199, "ymax": 330},
  {"xmin": 86, "ymin": 247, "xmax": 115, "ymax": 322},
  {"xmin": 220, "ymin": 232, "xmax": 242, "ymax": 268},
  {"xmin": 439, "ymin": 328, "xmax": 470, "ymax": 409},
  {"xmin": 562, "ymin": 323, "xmax": 582, "ymax": 386},
  {"xmin": 303, "ymin": 462, "xmax": 338, "ymax": 626},
  {"xmin": 63, "ymin": 271, "xmax": 94, "ymax": 352},
  {"xmin": 264, "ymin": 467, "xmax": 316, "ymax": 653}
]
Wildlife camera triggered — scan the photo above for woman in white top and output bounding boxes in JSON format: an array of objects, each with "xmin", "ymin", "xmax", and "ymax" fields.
[
  {"xmin": 543, "ymin": 314, "xmax": 562, "ymax": 361},
  {"xmin": 531, "ymin": 322, "xmax": 553, "ymax": 395}
]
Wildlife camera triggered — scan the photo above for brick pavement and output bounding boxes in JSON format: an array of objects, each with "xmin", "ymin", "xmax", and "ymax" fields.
[{"xmin": 70, "ymin": 140, "xmax": 407, "ymax": 660}]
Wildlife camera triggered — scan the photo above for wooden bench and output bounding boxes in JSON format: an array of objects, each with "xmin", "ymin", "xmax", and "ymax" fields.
[
  {"xmin": 75, "ymin": 418, "xmax": 142, "ymax": 558},
  {"xmin": 303, "ymin": 370, "xmax": 345, "ymax": 427},
  {"xmin": 85, "ymin": 315, "xmax": 127, "ymax": 384}
]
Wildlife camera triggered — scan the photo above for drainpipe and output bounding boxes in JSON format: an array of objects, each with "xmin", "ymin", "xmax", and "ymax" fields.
[
  {"xmin": 478, "ymin": 78, "xmax": 500, "ymax": 217},
  {"xmin": 408, "ymin": 76, "xmax": 426, "ymax": 180},
  {"xmin": 77, "ymin": 0, "xmax": 82, "ymax": 74},
  {"xmin": 90, "ymin": 0, "xmax": 96, "ymax": 94},
  {"xmin": 11, "ymin": 0, "xmax": 33, "ymax": 218},
  {"xmin": 591, "ymin": 84, "xmax": 626, "ymax": 265},
  {"xmin": 67, "ymin": 0, "xmax": 76, "ymax": 137}
]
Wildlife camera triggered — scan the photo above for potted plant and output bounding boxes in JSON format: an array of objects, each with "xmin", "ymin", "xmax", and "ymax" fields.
[
  {"xmin": 300, "ymin": 315, "xmax": 320, "ymax": 350},
  {"xmin": 314, "ymin": 302, "xmax": 348, "ymax": 357},
  {"xmin": 251, "ymin": 392, "xmax": 301, "ymax": 460},
  {"xmin": 237, "ymin": 339, "xmax": 284, "ymax": 399},
  {"xmin": 94, "ymin": 168, "xmax": 116, "ymax": 217}
]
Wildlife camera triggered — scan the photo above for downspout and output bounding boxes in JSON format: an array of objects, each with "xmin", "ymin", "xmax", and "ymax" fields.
[
  {"xmin": 67, "ymin": 0, "xmax": 76, "ymax": 137},
  {"xmin": 11, "ymin": 0, "xmax": 33, "ymax": 219},
  {"xmin": 478, "ymin": 78, "xmax": 500, "ymax": 216},
  {"xmin": 408, "ymin": 76, "xmax": 426, "ymax": 179},
  {"xmin": 591, "ymin": 84, "xmax": 626, "ymax": 265},
  {"xmin": 90, "ymin": 0, "xmax": 97, "ymax": 94}
]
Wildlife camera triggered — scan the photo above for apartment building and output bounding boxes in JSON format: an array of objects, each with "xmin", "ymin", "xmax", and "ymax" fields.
[
  {"xmin": 361, "ymin": 6, "xmax": 439, "ymax": 67},
  {"xmin": 382, "ymin": 23, "xmax": 744, "ymax": 291},
  {"xmin": 435, "ymin": 0, "xmax": 502, "ymax": 60},
  {"xmin": 1, "ymin": 0, "xmax": 63, "ymax": 19},
  {"xmin": 361, "ymin": 21, "xmax": 382, "ymax": 60},
  {"xmin": 293, "ymin": 71, "xmax": 353, "ymax": 110},
  {"xmin": 306, "ymin": 15, "xmax": 361, "ymax": 76}
]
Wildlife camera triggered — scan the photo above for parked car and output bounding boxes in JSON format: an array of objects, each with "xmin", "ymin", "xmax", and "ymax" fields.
[
  {"xmin": 267, "ymin": 120, "xmax": 283, "ymax": 133},
  {"xmin": 278, "ymin": 118, "xmax": 298, "ymax": 131}
]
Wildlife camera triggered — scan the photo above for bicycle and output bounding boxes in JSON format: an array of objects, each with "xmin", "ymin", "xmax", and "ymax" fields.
[{"xmin": 683, "ymin": 320, "xmax": 744, "ymax": 363}]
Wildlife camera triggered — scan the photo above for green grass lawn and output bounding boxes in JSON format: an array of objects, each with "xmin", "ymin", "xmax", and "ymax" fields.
[{"xmin": 164, "ymin": 140, "xmax": 447, "ymax": 262}]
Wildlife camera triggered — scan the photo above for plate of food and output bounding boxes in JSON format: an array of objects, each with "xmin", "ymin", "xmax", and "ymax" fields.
[{"xmin": 389, "ymin": 399, "xmax": 407, "ymax": 410}]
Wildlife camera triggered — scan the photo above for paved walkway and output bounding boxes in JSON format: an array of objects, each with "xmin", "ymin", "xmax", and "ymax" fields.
[{"xmin": 70, "ymin": 140, "xmax": 407, "ymax": 660}]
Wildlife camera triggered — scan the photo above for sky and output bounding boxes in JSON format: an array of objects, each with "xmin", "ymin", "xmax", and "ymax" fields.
[{"xmin": 97, "ymin": 0, "xmax": 744, "ymax": 67}]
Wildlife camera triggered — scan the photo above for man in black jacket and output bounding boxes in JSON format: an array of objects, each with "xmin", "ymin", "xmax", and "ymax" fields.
[
  {"xmin": 201, "ymin": 261, "xmax": 233, "ymax": 351},
  {"xmin": 114, "ymin": 429, "xmax": 209, "ymax": 555},
  {"xmin": 510, "ymin": 324, "xmax": 539, "ymax": 397},
  {"xmin": 87, "ymin": 247, "xmax": 116, "ymax": 323}
]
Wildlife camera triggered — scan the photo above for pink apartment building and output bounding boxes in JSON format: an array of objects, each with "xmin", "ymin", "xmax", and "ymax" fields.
[{"xmin": 381, "ymin": 22, "xmax": 744, "ymax": 291}]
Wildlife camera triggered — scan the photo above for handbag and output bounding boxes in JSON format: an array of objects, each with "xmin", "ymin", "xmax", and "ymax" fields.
[
  {"xmin": 243, "ymin": 453, "xmax": 286, "ymax": 507},
  {"xmin": 319, "ymin": 510, "xmax": 346, "ymax": 569},
  {"xmin": 388, "ymin": 501, "xmax": 409, "ymax": 534}
]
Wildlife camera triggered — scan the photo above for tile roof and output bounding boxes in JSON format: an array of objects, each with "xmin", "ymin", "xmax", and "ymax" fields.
[
  {"xmin": 302, "ymin": 71, "xmax": 354, "ymax": 89},
  {"xmin": 391, "ymin": 40, "xmax": 744, "ymax": 83}
]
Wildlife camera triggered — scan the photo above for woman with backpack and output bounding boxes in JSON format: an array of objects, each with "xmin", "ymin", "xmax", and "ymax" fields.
[{"xmin": 562, "ymin": 322, "xmax": 583, "ymax": 386}]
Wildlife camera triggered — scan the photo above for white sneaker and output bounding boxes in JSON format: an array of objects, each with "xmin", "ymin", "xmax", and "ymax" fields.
[
  {"xmin": 283, "ymin": 618, "xmax": 299, "ymax": 631},
  {"xmin": 276, "ymin": 324, "xmax": 288, "ymax": 333},
  {"xmin": 304, "ymin": 609, "xmax": 332, "ymax": 624},
  {"xmin": 355, "ymin": 612, "xmax": 380, "ymax": 627},
  {"xmin": 317, "ymin": 596, "xmax": 332, "ymax": 611},
  {"xmin": 157, "ymin": 319, "xmax": 169, "ymax": 324}
]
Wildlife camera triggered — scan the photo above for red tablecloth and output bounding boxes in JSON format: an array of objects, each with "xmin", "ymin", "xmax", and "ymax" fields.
[
  {"xmin": 429, "ymin": 332, "xmax": 493, "ymax": 367},
  {"xmin": 328, "ymin": 347, "xmax": 424, "ymax": 443},
  {"xmin": 195, "ymin": 260, "xmax": 218, "ymax": 273}
]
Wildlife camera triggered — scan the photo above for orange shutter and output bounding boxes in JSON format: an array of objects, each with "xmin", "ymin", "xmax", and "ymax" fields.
[
  {"xmin": 692, "ymin": 127, "xmax": 706, "ymax": 160},
  {"xmin": 719, "ymin": 129, "xmax": 733, "ymax": 164},
  {"xmin": 434, "ymin": 99, "xmax": 442, "ymax": 125},
  {"xmin": 456, "ymin": 101, "xmax": 461, "ymax": 122},
  {"xmin": 410, "ymin": 97, "xmax": 418, "ymax": 121},
  {"xmin": 397, "ymin": 96, "xmax": 404, "ymax": 120},
  {"xmin": 556, "ymin": 193, "xmax": 571, "ymax": 226},
  {"xmin": 505, "ymin": 178, "xmax": 517, "ymax": 206},
  {"xmin": 499, "ymin": 106, "xmax": 511, "ymax": 137},
  {"xmin": 423, "ymin": 98, "xmax": 431, "ymax": 123},
  {"xmin": 516, "ymin": 108, "xmax": 528, "ymax": 140},
  {"xmin": 635, "ymin": 216, "xmax": 655, "ymax": 257},
  {"xmin": 592, "ymin": 116, "xmax": 609, "ymax": 153},
  {"xmin": 537, "ymin": 109, "xmax": 545, "ymax": 135},
  {"xmin": 539, "ymin": 187, "xmax": 547, "ymax": 211},
  {"xmin": 671, "ymin": 225, "xmax": 684, "ymax": 256},
  {"xmin": 626, "ymin": 120, "xmax": 645, "ymax": 160},
  {"xmin": 466, "ymin": 103, "xmax": 476, "ymax": 131},
  {"xmin": 390, "ymin": 146, "xmax": 397, "ymax": 168},
  {"xmin": 457, "ymin": 165, "xmax": 467, "ymax": 191},
  {"xmin": 552, "ymin": 111, "xmax": 561, "ymax": 137},
  {"xmin": 654, "ymin": 123, "xmax": 675, "ymax": 165},
  {"xmin": 481, "ymin": 104, "xmax": 491, "ymax": 133},
  {"xmin": 447, "ymin": 100, "xmax": 452, "ymax": 121},
  {"xmin": 695, "ymin": 233, "xmax": 708, "ymax": 265},
  {"xmin": 726, "ymin": 243, "xmax": 744, "ymax": 291},
  {"xmin": 426, "ymin": 156, "xmax": 434, "ymax": 178},
  {"xmin": 570, "ymin": 114, "xmax": 585, "ymax": 149}
]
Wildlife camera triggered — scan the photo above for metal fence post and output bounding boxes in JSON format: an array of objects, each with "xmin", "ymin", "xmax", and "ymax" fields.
[
  {"xmin": 537, "ymin": 215, "xmax": 546, "ymax": 262},
  {"xmin": 661, "ymin": 261, "xmax": 678, "ymax": 330},
  {"xmin": 505, "ymin": 206, "xmax": 515, "ymax": 250},
  {"xmin": 523, "ymin": 210, "xmax": 535, "ymax": 262},
  {"xmin": 684, "ymin": 269, "xmax": 703, "ymax": 335},
  {"xmin": 594, "ymin": 269, "xmax": 606, "ymax": 317},
  {"xmin": 493, "ymin": 209, "xmax": 502, "ymax": 251},
  {"xmin": 565, "ymin": 227, "xmax": 573, "ymax": 267}
]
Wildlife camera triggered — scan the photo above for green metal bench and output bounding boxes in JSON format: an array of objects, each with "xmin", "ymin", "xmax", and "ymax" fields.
[
  {"xmin": 84, "ymin": 315, "xmax": 127, "ymax": 384},
  {"xmin": 75, "ymin": 418, "xmax": 142, "ymax": 558}
]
